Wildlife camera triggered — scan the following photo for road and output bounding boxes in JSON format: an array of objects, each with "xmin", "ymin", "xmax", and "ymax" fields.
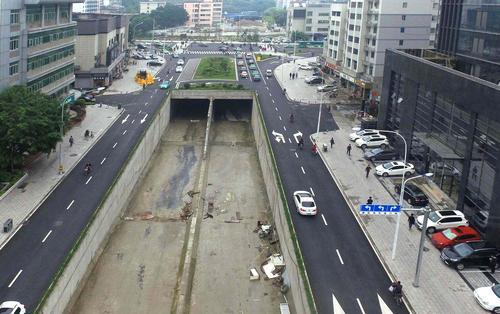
[{"xmin": 0, "ymin": 41, "xmax": 407, "ymax": 314}]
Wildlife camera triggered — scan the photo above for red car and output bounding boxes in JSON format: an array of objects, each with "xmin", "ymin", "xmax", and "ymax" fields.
[{"xmin": 431, "ymin": 226, "xmax": 481, "ymax": 250}]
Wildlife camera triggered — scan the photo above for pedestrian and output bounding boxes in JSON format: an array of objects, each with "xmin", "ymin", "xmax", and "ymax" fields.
[
  {"xmin": 69, "ymin": 136, "xmax": 74, "ymax": 147},
  {"xmin": 346, "ymin": 144, "xmax": 352, "ymax": 156},
  {"xmin": 330, "ymin": 137, "xmax": 335, "ymax": 148},
  {"xmin": 365, "ymin": 165, "xmax": 372, "ymax": 178},
  {"xmin": 289, "ymin": 72, "xmax": 292, "ymax": 79},
  {"xmin": 408, "ymin": 214, "xmax": 416, "ymax": 230},
  {"xmin": 367, "ymin": 196, "xmax": 373, "ymax": 204},
  {"xmin": 489, "ymin": 256, "xmax": 497, "ymax": 274},
  {"xmin": 84, "ymin": 129, "xmax": 90, "ymax": 138}
]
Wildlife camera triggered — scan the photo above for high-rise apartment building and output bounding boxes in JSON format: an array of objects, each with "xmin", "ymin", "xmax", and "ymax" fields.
[
  {"xmin": 184, "ymin": 0, "xmax": 223, "ymax": 28},
  {"xmin": 437, "ymin": 0, "xmax": 500, "ymax": 84},
  {"xmin": 322, "ymin": 0, "xmax": 439, "ymax": 98},
  {"xmin": 286, "ymin": 1, "xmax": 332, "ymax": 41},
  {"xmin": 0, "ymin": 0, "xmax": 80, "ymax": 96}
]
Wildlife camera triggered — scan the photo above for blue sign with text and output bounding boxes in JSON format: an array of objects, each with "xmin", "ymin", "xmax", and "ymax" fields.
[{"xmin": 360, "ymin": 204, "xmax": 401, "ymax": 215}]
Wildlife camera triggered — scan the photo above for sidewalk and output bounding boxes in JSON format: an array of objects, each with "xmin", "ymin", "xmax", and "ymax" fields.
[{"xmin": 0, "ymin": 105, "xmax": 122, "ymax": 248}]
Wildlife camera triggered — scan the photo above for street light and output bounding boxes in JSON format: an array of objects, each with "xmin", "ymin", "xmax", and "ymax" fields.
[
  {"xmin": 58, "ymin": 94, "xmax": 74, "ymax": 174},
  {"xmin": 316, "ymin": 71, "xmax": 324, "ymax": 134},
  {"xmin": 132, "ymin": 21, "xmax": 144, "ymax": 43}
]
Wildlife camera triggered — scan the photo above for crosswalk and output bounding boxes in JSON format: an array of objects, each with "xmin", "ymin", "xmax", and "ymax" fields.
[{"xmin": 184, "ymin": 50, "xmax": 232, "ymax": 55}]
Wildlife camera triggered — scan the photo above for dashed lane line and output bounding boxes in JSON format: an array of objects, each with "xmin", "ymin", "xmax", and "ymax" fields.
[
  {"xmin": 66, "ymin": 200, "xmax": 75, "ymax": 210},
  {"xmin": 336, "ymin": 249, "xmax": 344, "ymax": 265},
  {"xmin": 279, "ymin": 116, "xmax": 282, "ymax": 121},
  {"xmin": 113, "ymin": 142, "xmax": 118, "ymax": 149},
  {"xmin": 295, "ymin": 152, "xmax": 299, "ymax": 158},
  {"xmin": 42, "ymin": 230, "xmax": 52, "ymax": 243},
  {"xmin": 321, "ymin": 214, "xmax": 328, "ymax": 226},
  {"xmin": 122, "ymin": 130, "xmax": 127, "ymax": 135},
  {"xmin": 301, "ymin": 166, "xmax": 305, "ymax": 174},
  {"xmin": 8, "ymin": 270, "xmax": 22, "ymax": 288},
  {"xmin": 283, "ymin": 126, "xmax": 287, "ymax": 131},
  {"xmin": 275, "ymin": 107, "xmax": 278, "ymax": 111},
  {"xmin": 85, "ymin": 176, "xmax": 93, "ymax": 185},
  {"xmin": 310, "ymin": 187, "xmax": 315, "ymax": 196},
  {"xmin": 101, "ymin": 157, "xmax": 106, "ymax": 165},
  {"xmin": 356, "ymin": 298, "xmax": 366, "ymax": 314}
]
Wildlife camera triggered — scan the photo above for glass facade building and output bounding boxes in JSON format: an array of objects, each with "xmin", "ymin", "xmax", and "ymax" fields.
[{"xmin": 379, "ymin": 49, "xmax": 500, "ymax": 246}]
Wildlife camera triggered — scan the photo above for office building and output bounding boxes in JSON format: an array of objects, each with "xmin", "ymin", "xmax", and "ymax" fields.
[
  {"xmin": 184, "ymin": 0, "xmax": 223, "ymax": 28},
  {"xmin": 0, "ymin": 0, "xmax": 80, "ymax": 96},
  {"xmin": 437, "ymin": 0, "xmax": 500, "ymax": 84},
  {"xmin": 322, "ymin": 0, "xmax": 439, "ymax": 99},
  {"xmin": 139, "ymin": 0, "xmax": 167, "ymax": 14},
  {"xmin": 73, "ymin": 13, "xmax": 129, "ymax": 89},
  {"xmin": 378, "ymin": 48, "xmax": 500, "ymax": 246},
  {"xmin": 286, "ymin": 1, "xmax": 332, "ymax": 41}
]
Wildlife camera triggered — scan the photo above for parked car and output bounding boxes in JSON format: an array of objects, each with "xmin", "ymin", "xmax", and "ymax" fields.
[
  {"xmin": 240, "ymin": 71, "xmax": 248, "ymax": 78},
  {"xmin": 159, "ymin": 81, "xmax": 170, "ymax": 89},
  {"xmin": 394, "ymin": 183, "xmax": 429, "ymax": 206},
  {"xmin": 299, "ymin": 65, "xmax": 313, "ymax": 70},
  {"xmin": 305, "ymin": 77, "xmax": 325, "ymax": 85},
  {"xmin": 0, "ymin": 301, "xmax": 26, "ymax": 314},
  {"xmin": 175, "ymin": 65, "xmax": 183, "ymax": 73},
  {"xmin": 317, "ymin": 84, "xmax": 337, "ymax": 92},
  {"xmin": 364, "ymin": 148, "xmax": 399, "ymax": 161},
  {"xmin": 293, "ymin": 191, "xmax": 317, "ymax": 216},
  {"xmin": 266, "ymin": 69, "xmax": 272, "ymax": 77},
  {"xmin": 431, "ymin": 226, "xmax": 481, "ymax": 249},
  {"xmin": 355, "ymin": 134, "xmax": 389, "ymax": 149},
  {"xmin": 416, "ymin": 210, "xmax": 468, "ymax": 233},
  {"xmin": 441, "ymin": 241, "xmax": 500, "ymax": 270},
  {"xmin": 237, "ymin": 60, "xmax": 245, "ymax": 66},
  {"xmin": 349, "ymin": 129, "xmax": 380, "ymax": 141},
  {"xmin": 177, "ymin": 59, "xmax": 184, "ymax": 65},
  {"xmin": 375, "ymin": 161, "xmax": 415, "ymax": 177},
  {"xmin": 474, "ymin": 284, "xmax": 500, "ymax": 313}
]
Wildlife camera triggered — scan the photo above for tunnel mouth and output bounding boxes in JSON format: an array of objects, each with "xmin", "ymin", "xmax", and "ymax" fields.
[{"xmin": 170, "ymin": 98, "xmax": 252, "ymax": 121}]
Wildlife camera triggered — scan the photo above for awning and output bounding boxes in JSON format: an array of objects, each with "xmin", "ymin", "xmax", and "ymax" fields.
[{"xmin": 414, "ymin": 132, "xmax": 463, "ymax": 160}]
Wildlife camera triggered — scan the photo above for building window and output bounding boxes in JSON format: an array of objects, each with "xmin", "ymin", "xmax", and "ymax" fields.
[
  {"xmin": 350, "ymin": 13, "xmax": 355, "ymax": 19},
  {"xmin": 306, "ymin": 18, "xmax": 312, "ymax": 24},
  {"xmin": 353, "ymin": 48, "xmax": 358, "ymax": 55},
  {"xmin": 27, "ymin": 45, "xmax": 75, "ymax": 71},
  {"xmin": 9, "ymin": 62, "xmax": 19, "ymax": 76},
  {"xmin": 28, "ymin": 27, "xmax": 76, "ymax": 47},
  {"xmin": 10, "ymin": 37, "xmax": 19, "ymax": 51},
  {"xmin": 353, "ymin": 60, "xmax": 357, "ymax": 69},
  {"xmin": 26, "ymin": 5, "xmax": 42, "ymax": 27},
  {"xmin": 354, "ymin": 37, "xmax": 359, "ymax": 43},
  {"xmin": 347, "ymin": 46, "xmax": 352, "ymax": 53},
  {"xmin": 27, "ymin": 64, "xmax": 74, "ymax": 92},
  {"xmin": 44, "ymin": 4, "xmax": 57, "ymax": 24},
  {"xmin": 307, "ymin": 11, "xmax": 312, "ymax": 16},
  {"xmin": 402, "ymin": 15, "xmax": 406, "ymax": 21},
  {"xmin": 402, "ymin": 2, "xmax": 407, "ymax": 8},
  {"xmin": 432, "ymin": 16, "xmax": 437, "ymax": 21},
  {"xmin": 371, "ymin": 51, "xmax": 375, "ymax": 58},
  {"xmin": 334, "ymin": 41, "xmax": 338, "ymax": 46},
  {"xmin": 10, "ymin": 10, "xmax": 20, "ymax": 24},
  {"xmin": 348, "ymin": 35, "xmax": 353, "ymax": 42},
  {"xmin": 357, "ymin": 2, "xmax": 362, "ymax": 8},
  {"xmin": 305, "ymin": 26, "xmax": 312, "ymax": 31},
  {"xmin": 59, "ymin": 4, "xmax": 70, "ymax": 22},
  {"xmin": 349, "ymin": 24, "xmax": 354, "ymax": 30},
  {"xmin": 347, "ymin": 58, "xmax": 351, "ymax": 67},
  {"xmin": 399, "ymin": 40, "xmax": 404, "ymax": 46},
  {"xmin": 318, "ymin": 13, "xmax": 329, "ymax": 17},
  {"xmin": 350, "ymin": 2, "xmax": 356, "ymax": 8},
  {"xmin": 356, "ymin": 14, "xmax": 361, "ymax": 19},
  {"xmin": 400, "ymin": 27, "xmax": 405, "ymax": 33},
  {"xmin": 355, "ymin": 25, "xmax": 360, "ymax": 31}
]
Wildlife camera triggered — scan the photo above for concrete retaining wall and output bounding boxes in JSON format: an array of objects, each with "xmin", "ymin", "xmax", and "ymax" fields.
[
  {"xmin": 38, "ymin": 96, "xmax": 171, "ymax": 314},
  {"xmin": 251, "ymin": 94, "xmax": 315, "ymax": 314}
]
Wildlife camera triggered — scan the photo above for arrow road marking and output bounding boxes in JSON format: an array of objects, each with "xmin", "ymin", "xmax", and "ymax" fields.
[
  {"xmin": 356, "ymin": 298, "xmax": 366, "ymax": 314},
  {"xmin": 332, "ymin": 293, "xmax": 346, "ymax": 314},
  {"xmin": 141, "ymin": 114, "xmax": 148, "ymax": 124},
  {"xmin": 101, "ymin": 157, "xmax": 106, "ymax": 165},
  {"xmin": 8, "ymin": 270, "xmax": 22, "ymax": 288},
  {"xmin": 271, "ymin": 130, "xmax": 285, "ymax": 143},
  {"xmin": 321, "ymin": 214, "xmax": 328, "ymax": 226},
  {"xmin": 293, "ymin": 131, "xmax": 303, "ymax": 143},
  {"xmin": 85, "ymin": 176, "xmax": 93, "ymax": 185},
  {"xmin": 42, "ymin": 230, "xmax": 52, "ymax": 243},
  {"xmin": 378, "ymin": 294, "xmax": 394, "ymax": 314},
  {"xmin": 66, "ymin": 200, "xmax": 75, "ymax": 210},
  {"xmin": 336, "ymin": 249, "xmax": 344, "ymax": 264},
  {"xmin": 121, "ymin": 114, "xmax": 130, "ymax": 124}
]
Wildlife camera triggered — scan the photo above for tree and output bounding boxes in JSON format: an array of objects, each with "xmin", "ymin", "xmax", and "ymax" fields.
[
  {"xmin": 129, "ymin": 15, "xmax": 154, "ymax": 40},
  {"xmin": 263, "ymin": 8, "xmax": 287, "ymax": 27},
  {"xmin": 0, "ymin": 86, "xmax": 62, "ymax": 171},
  {"xmin": 150, "ymin": 4, "xmax": 188, "ymax": 29},
  {"xmin": 223, "ymin": 0, "xmax": 275, "ymax": 14}
]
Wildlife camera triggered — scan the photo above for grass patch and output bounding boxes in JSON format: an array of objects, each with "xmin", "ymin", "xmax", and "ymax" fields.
[
  {"xmin": 194, "ymin": 57, "xmax": 236, "ymax": 80},
  {"xmin": 179, "ymin": 82, "xmax": 245, "ymax": 90},
  {"xmin": 0, "ymin": 170, "xmax": 24, "ymax": 197}
]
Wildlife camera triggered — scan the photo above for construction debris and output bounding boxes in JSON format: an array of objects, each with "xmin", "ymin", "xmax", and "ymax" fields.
[
  {"xmin": 249, "ymin": 268, "xmax": 260, "ymax": 281},
  {"xmin": 261, "ymin": 254, "xmax": 285, "ymax": 279}
]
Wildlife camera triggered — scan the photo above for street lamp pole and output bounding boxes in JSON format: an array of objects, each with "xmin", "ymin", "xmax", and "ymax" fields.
[
  {"xmin": 413, "ymin": 206, "xmax": 432, "ymax": 287},
  {"xmin": 316, "ymin": 72, "xmax": 324, "ymax": 134},
  {"xmin": 132, "ymin": 21, "xmax": 144, "ymax": 43},
  {"xmin": 58, "ymin": 94, "xmax": 74, "ymax": 174}
]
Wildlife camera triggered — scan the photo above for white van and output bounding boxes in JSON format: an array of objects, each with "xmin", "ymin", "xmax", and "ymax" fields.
[{"xmin": 266, "ymin": 69, "xmax": 272, "ymax": 77}]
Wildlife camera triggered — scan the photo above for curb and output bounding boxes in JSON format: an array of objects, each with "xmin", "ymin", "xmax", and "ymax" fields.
[
  {"xmin": 0, "ymin": 107, "xmax": 124, "ymax": 252},
  {"xmin": 312, "ymin": 132, "xmax": 416, "ymax": 314},
  {"xmin": 0, "ymin": 173, "xmax": 28, "ymax": 202}
]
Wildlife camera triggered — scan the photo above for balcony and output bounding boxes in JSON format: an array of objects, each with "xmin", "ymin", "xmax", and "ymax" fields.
[
  {"xmin": 40, "ymin": 73, "xmax": 75, "ymax": 95},
  {"xmin": 27, "ymin": 56, "xmax": 75, "ymax": 81},
  {"xmin": 28, "ymin": 37, "xmax": 75, "ymax": 56}
]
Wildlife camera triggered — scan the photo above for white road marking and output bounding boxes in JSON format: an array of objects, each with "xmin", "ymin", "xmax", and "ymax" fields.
[
  {"xmin": 145, "ymin": 102, "xmax": 148, "ymax": 106},
  {"xmin": 288, "ymin": 138, "xmax": 292, "ymax": 143},
  {"xmin": 356, "ymin": 298, "xmax": 366, "ymax": 314},
  {"xmin": 101, "ymin": 157, "xmax": 106, "ymax": 165},
  {"xmin": 121, "ymin": 114, "xmax": 130, "ymax": 124},
  {"xmin": 377, "ymin": 294, "xmax": 394, "ymax": 314},
  {"xmin": 332, "ymin": 293, "xmax": 346, "ymax": 314},
  {"xmin": 122, "ymin": 130, "xmax": 127, "ymax": 135},
  {"xmin": 310, "ymin": 187, "xmax": 315, "ymax": 196},
  {"xmin": 336, "ymin": 249, "xmax": 344, "ymax": 264},
  {"xmin": 266, "ymin": 86, "xmax": 269, "ymax": 90},
  {"xmin": 295, "ymin": 152, "xmax": 299, "ymax": 158},
  {"xmin": 113, "ymin": 142, "xmax": 118, "ymax": 149},
  {"xmin": 321, "ymin": 214, "xmax": 328, "ymax": 226},
  {"xmin": 141, "ymin": 114, "xmax": 148, "ymax": 124},
  {"xmin": 42, "ymin": 230, "xmax": 52, "ymax": 243},
  {"xmin": 293, "ymin": 131, "xmax": 303, "ymax": 143},
  {"xmin": 169, "ymin": 76, "xmax": 173, "ymax": 81},
  {"xmin": 269, "ymin": 93, "xmax": 272, "ymax": 97},
  {"xmin": 275, "ymin": 107, "xmax": 278, "ymax": 111},
  {"xmin": 283, "ymin": 126, "xmax": 287, "ymax": 131},
  {"xmin": 271, "ymin": 131, "xmax": 285, "ymax": 143},
  {"xmin": 272, "ymin": 99, "xmax": 275, "ymax": 103},
  {"xmin": 85, "ymin": 176, "xmax": 93, "ymax": 185},
  {"xmin": 131, "ymin": 119, "xmax": 135, "ymax": 124},
  {"xmin": 459, "ymin": 270, "xmax": 490, "ymax": 273},
  {"xmin": 66, "ymin": 200, "xmax": 75, "ymax": 210},
  {"xmin": 150, "ymin": 95, "xmax": 153, "ymax": 98},
  {"xmin": 301, "ymin": 166, "xmax": 305, "ymax": 174},
  {"xmin": 8, "ymin": 270, "xmax": 22, "ymax": 288},
  {"xmin": 278, "ymin": 116, "xmax": 282, "ymax": 121},
  {"xmin": 139, "ymin": 110, "xmax": 142, "ymax": 114}
]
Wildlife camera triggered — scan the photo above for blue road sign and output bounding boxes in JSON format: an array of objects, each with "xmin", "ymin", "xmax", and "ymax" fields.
[{"xmin": 360, "ymin": 204, "xmax": 401, "ymax": 215}]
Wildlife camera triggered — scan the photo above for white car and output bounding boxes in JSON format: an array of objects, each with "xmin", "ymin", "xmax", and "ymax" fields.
[
  {"xmin": 240, "ymin": 71, "xmax": 248, "ymax": 78},
  {"xmin": 416, "ymin": 210, "xmax": 468, "ymax": 234},
  {"xmin": 0, "ymin": 301, "xmax": 26, "ymax": 314},
  {"xmin": 474, "ymin": 284, "xmax": 500, "ymax": 313},
  {"xmin": 293, "ymin": 191, "xmax": 317, "ymax": 216},
  {"xmin": 317, "ymin": 84, "xmax": 337, "ymax": 92},
  {"xmin": 349, "ymin": 129, "xmax": 380, "ymax": 141},
  {"xmin": 355, "ymin": 134, "xmax": 389, "ymax": 149},
  {"xmin": 175, "ymin": 66, "xmax": 183, "ymax": 73},
  {"xmin": 266, "ymin": 69, "xmax": 272, "ymax": 77},
  {"xmin": 299, "ymin": 65, "xmax": 313, "ymax": 70},
  {"xmin": 177, "ymin": 59, "xmax": 184, "ymax": 65},
  {"xmin": 375, "ymin": 161, "xmax": 415, "ymax": 177},
  {"xmin": 246, "ymin": 52, "xmax": 252, "ymax": 57}
]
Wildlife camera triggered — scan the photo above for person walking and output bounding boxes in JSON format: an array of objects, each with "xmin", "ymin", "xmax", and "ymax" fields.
[
  {"xmin": 330, "ymin": 137, "xmax": 335, "ymax": 148},
  {"xmin": 367, "ymin": 196, "xmax": 373, "ymax": 204},
  {"xmin": 489, "ymin": 256, "xmax": 497, "ymax": 274},
  {"xmin": 289, "ymin": 73, "xmax": 292, "ymax": 79},
  {"xmin": 408, "ymin": 214, "xmax": 416, "ymax": 230},
  {"xmin": 346, "ymin": 144, "xmax": 352, "ymax": 156},
  {"xmin": 365, "ymin": 165, "xmax": 372, "ymax": 178},
  {"xmin": 69, "ymin": 136, "xmax": 74, "ymax": 147}
]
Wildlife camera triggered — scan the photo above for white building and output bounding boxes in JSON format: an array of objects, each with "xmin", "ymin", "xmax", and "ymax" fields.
[
  {"xmin": 323, "ymin": 0, "xmax": 439, "ymax": 98},
  {"xmin": 286, "ymin": 1, "xmax": 332, "ymax": 41},
  {"xmin": 139, "ymin": 0, "xmax": 167, "ymax": 14}
]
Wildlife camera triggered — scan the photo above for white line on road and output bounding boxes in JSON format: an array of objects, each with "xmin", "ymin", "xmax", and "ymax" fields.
[
  {"xmin": 131, "ymin": 119, "xmax": 135, "ymax": 124},
  {"xmin": 113, "ymin": 142, "xmax": 118, "ymax": 149},
  {"xmin": 141, "ymin": 114, "xmax": 149, "ymax": 124},
  {"xmin": 42, "ymin": 230, "xmax": 52, "ymax": 243},
  {"xmin": 321, "ymin": 214, "xmax": 328, "ymax": 226},
  {"xmin": 101, "ymin": 157, "xmax": 106, "ymax": 165},
  {"xmin": 269, "ymin": 93, "xmax": 272, "ymax": 97},
  {"xmin": 266, "ymin": 86, "xmax": 269, "ymax": 90},
  {"xmin": 283, "ymin": 126, "xmax": 287, "ymax": 131},
  {"xmin": 310, "ymin": 187, "xmax": 315, "ymax": 196},
  {"xmin": 275, "ymin": 107, "xmax": 278, "ymax": 111},
  {"xmin": 150, "ymin": 95, "xmax": 153, "ymax": 98},
  {"xmin": 295, "ymin": 152, "xmax": 299, "ymax": 158},
  {"xmin": 272, "ymin": 99, "xmax": 275, "ymax": 103},
  {"xmin": 85, "ymin": 176, "xmax": 93, "ymax": 185},
  {"xmin": 66, "ymin": 200, "xmax": 75, "ymax": 210},
  {"xmin": 278, "ymin": 116, "xmax": 282, "ymax": 121},
  {"xmin": 145, "ymin": 102, "xmax": 148, "ymax": 106},
  {"xmin": 301, "ymin": 166, "xmax": 305, "ymax": 174},
  {"xmin": 121, "ymin": 114, "xmax": 130, "ymax": 124},
  {"xmin": 288, "ymin": 138, "xmax": 292, "ymax": 143},
  {"xmin": 122, "ymin": 130, "xmax": 127, "ymax": 135},
  {"xmin": 336, "ymin": 249, "xmax": 344, "ymax": 264},
  {"xmin": 356, "ymin": 298, "xmax": 366, "ymax": 314},
  {"xmin": 139, "ymin": 110, "xmax": 142, "ymax": 114},
  {"xmin": 8, "ymin": 270, "xmax": 22, "ymax": 288},
  {"xmin": 459, "ymin": 270, "xmax": 490, "ymax": 273}
]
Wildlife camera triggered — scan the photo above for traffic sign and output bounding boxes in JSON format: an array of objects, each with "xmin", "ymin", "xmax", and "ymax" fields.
[{"xmin": 360, "ymin": 204, "xmax": 400, "ymax": 215}]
